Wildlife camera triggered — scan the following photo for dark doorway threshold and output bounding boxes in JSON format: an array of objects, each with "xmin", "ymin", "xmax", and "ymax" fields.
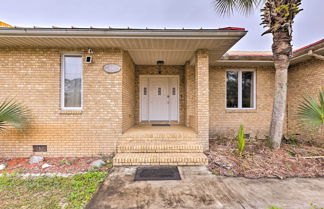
[{"xmin": 152, "ymin": 124, "xmax": 170, "ymax": 126}]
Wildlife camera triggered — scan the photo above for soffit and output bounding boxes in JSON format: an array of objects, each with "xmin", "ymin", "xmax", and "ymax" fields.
[{"xmin": 0, "ymin": 28, "xmax": 246, "ymax": 65}]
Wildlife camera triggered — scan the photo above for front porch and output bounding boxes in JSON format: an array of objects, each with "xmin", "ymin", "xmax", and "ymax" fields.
[
  {"xmin": 113, "ymin": 124, "xmax": 208, "ymax": 166},
  {"xmin": 115, "ymin": 49, "xmax": 212, "ymax": 166}
]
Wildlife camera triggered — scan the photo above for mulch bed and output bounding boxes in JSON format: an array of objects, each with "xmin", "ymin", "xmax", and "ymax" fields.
[
  {"xmin": 205, "ymin": 138, "xmax": 324, "ymax": 179},
  {"xmin": 0, "ymin": 156, "xmax": 112, "ymax": 174}
]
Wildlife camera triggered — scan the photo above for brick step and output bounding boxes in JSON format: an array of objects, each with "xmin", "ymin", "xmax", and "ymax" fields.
[
  {"xmin": 117, "ymin": 141, "xmax": 203, "ymax": 153},
  {"xmin": 120, "ymin": 137, "xmax": 199, "ymax": 142},
  {"xmin": 121, "ymin": 133, "xmax": 197, "ymax": 139},
  {"xmin": 113, "ymin": 153, "xmax": 208, "ymax": 166}
]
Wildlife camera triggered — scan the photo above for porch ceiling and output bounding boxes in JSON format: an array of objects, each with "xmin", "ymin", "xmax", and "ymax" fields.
[{"xmin": 0, "ymin": 27, "xmax": 246, "ymax": 65}]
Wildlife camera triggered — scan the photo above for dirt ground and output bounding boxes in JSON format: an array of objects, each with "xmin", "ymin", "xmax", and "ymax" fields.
[
  {"xmin": 0, "ymin": 156, "xmax": 111, "ymax": 174},
  {"xmin": 86, "ymin": 166, "xmax": 324, "ymax": 209},
  {"xmin": 206, "ymin": 138, "xmax": 324, "ymax": 179}
]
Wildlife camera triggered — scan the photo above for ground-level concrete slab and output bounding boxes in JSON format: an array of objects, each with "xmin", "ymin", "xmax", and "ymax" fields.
[{"xmin": 86, "ymin": 166, "xmax": 324, "ymax": 209}]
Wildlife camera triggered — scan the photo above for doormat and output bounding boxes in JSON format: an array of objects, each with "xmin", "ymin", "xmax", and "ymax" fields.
[
  {"xmin": 152, "ymin": 124, "xmax": 170, "ymax": 126},
  {"xmin": 134, "ymin": 166, "xmax": 181, "ymax": 181}
]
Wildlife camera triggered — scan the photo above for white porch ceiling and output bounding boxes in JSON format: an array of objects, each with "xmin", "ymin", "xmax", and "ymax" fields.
[{"xmin": 0, "ymin": 28, "xmax": 246, "ymax": 65}]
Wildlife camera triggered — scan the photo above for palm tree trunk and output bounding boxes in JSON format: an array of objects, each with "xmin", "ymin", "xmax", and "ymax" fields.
[{"xmin": 269, "ymin": 30, "xmax": 292, "ymax": 149}]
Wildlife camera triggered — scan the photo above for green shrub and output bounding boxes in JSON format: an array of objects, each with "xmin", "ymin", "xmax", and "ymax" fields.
[
  {"xmin": 297, "ymin": 88, "xmax": 324, "ymax": 130},
  {"xmin": 237, "ymin": 124, "xmax": 245, "ymax": 155}
]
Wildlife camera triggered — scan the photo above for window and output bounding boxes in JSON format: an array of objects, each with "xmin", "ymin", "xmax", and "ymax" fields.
[
  {"xmin": 61, "ymin": 55, "xmax": 83, "ymax": 110},
  {"xmin": 226, "ymin": 70, "xmax": 255, "ymax": 109}
]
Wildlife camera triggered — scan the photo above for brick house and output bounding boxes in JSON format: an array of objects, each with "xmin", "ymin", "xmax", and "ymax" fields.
[{"xmin": 0, "ymin": 27, "xmax": 323, "ymax": 166}]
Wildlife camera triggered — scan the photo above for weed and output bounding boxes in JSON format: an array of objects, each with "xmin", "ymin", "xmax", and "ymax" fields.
[
  {"xmin": 237, "ymin": 124, "xmax": 245, "ymax": 155},
  {"xmin": 287, "ymin": 150, "xmax": 296, "ymax": 157},
  {"xmin": 211, "ymin": 170, "xmax": 220, "ymax": 175},
  {"xmin": 284, "ymin": 135, "xmax": 299, "ymax": 145},
  {"xmin": 59, "ymin": 158, "xmax": 71, "ymax": 166}
]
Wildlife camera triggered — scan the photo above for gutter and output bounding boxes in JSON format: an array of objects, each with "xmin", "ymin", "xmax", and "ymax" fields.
[{"xmin": 0, "ymin": 28, "xmax": 247, "ymax": 39}]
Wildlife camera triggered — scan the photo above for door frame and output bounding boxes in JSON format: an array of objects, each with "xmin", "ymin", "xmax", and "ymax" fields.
[{"xmin": 139, "ymin": 75, "xmax": 180, "ymax": 123}]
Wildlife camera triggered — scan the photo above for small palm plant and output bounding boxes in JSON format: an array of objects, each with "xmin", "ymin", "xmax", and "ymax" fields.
[
  {"xmin": 0, "ymin": 99, "xmax": 29, "ymax": 132},
  {"xmin": 297, "ymin": 89, "xmax": 324, "ymax": 130},
  {"xmin": 237, "ymin": 124, "xmax": 246, "ymax": 155}
]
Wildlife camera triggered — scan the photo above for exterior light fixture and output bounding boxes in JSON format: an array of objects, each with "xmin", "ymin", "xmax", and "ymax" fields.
[{"xmin": 157, "ymin": 60, "xmax": 164, "ymax": 74}]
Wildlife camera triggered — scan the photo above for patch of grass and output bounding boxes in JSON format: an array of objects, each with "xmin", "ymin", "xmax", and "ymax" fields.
[
  {"xmin": 211, "ymin": 170, "xmax": 220, "ymax": 175},
  {"xmin": 0, "ymin": 171, "xmax": 107, "ymax": 209},
  {"xmin": 309, "ymin": 202, "xmax": 324, "ymax": 209}
]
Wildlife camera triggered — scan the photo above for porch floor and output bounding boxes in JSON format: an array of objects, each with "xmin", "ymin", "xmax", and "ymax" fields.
[{"xmin": 113, "ymin": 124, "xmax": 208, "ymax": 166}]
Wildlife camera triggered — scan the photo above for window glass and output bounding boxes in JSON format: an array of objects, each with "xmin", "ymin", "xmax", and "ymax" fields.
[
  {"xmin": 226, "ymin": 71, "xmax": 238, "ymax": 108},
  {"xmin": 242, "ymin": 71, "xmax": 254, "ymax": 108},
  {"xmin": 63, "ymin": 56, "xmax": 82, "ymax": 108},
  {"xmin": 226, "ymin": 71, "xmax": 255, "ymax": 109}
]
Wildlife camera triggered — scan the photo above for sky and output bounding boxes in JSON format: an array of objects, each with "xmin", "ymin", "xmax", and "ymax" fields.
[{"xmin": 1, "ymin": 0, "xmax": 323, "ymax": 51}]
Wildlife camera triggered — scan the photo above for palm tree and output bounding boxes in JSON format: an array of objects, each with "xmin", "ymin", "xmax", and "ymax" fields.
[
  {"xmin": 297, "ymin": 89, "xmax": 324, "ymax": 131},
  {"xmin": 0, "ymin": 100, "xmax": 29, "ymax": 132},
  {"xmin": 213, "ymin": 0, "xmax": 302, "ymax": 149}
]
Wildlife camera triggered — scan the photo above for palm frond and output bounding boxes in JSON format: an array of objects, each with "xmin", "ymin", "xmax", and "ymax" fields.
[
  {"xmin": 297, "ymin": 89, "xmax": 324, "ymax": 130},
  {"xmin": 213, "ymin": 0, "xmax": 265, "ymax": 16},
  {"xmin": 0, "ymin": 99, "xmax": 29, "ymax": 131}
]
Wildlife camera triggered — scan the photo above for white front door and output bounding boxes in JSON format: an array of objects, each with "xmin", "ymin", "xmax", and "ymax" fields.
[{"xmin": 140, "ymin": 76, "xmax": 179, "ymax": 122}]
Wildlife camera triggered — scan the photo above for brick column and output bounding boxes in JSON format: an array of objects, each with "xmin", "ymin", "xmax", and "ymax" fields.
[
  {"xmin": 184, "ymin": 61, "xmax": 190, "ymax": 127},
  {"xmin": 195, "ymin": 49, "xmax": 209, "ymax": 150}
]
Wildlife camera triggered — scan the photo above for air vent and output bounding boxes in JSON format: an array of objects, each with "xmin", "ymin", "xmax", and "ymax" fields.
[
  {"xmin": 156, "ymin": 60, "xmax": 164, "ymax": 65},
  {"xmin": 33, "ymin": 145, "xmax": 47, "ymax": 152}
]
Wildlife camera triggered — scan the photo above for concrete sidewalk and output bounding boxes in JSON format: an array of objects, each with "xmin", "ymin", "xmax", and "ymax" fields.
[{"xmin": 86, "ymin": 166, "xmax": 324, "ymax": 209}]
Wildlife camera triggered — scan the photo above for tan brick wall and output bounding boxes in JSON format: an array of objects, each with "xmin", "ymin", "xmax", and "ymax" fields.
[
  {"xmin": 134, "ymin": 65, "xmax": 186, "ymax": 124},
  {"xmin": 209, "ymin": 66, "xmax": 275, "ymax": 139},
  {"xmin": 122, "ymin": 51, "xmax": 136, "ymax": 132},
  {"xmin": 195, "ymin": 50, "xmax": 209, "ymax": 150},
  {"xmin": 287, "ymin": 59, "xmax": 324, "ymax": 143},
  {"xmin": 1, "ymin": 47, "xmax": 322, "ymax": 158},
  {"xmin": 0, "ymin": 48, "xmax": 124, "ymax": 157}
]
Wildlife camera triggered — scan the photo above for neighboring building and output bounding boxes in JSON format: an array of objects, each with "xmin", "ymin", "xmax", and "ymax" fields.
[{"xmin": 0, "ymin": 26, "xmax": 323, "ymax": 166}]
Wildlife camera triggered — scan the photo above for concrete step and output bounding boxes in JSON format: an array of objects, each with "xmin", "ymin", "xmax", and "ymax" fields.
[
  {"xmin": 117, "ymin": 141, "xmax": 203, "ymax": 153},
  {"xmin": 113, "ymin": 153, "xmax": 208, "ymax": 166}
]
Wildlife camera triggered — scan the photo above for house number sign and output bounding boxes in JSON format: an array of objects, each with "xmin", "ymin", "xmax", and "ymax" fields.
[{"xmin": 103, "ymin": 64, "xmax": 121, "ymax": 74}]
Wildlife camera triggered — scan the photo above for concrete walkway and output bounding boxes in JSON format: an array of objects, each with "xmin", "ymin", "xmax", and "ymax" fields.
[{"xmin": 86, "ymin": 167, "xmax": 324, "ymax": 209}]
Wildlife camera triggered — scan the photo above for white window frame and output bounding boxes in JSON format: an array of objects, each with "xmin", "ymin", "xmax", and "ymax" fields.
[
  {"xmin": 225, "ymin": 69, "xmax": 256, "ymax": 110},
  {"xmin": 61, "ymin": 53, "xmax": 83, "ymax": 110}
]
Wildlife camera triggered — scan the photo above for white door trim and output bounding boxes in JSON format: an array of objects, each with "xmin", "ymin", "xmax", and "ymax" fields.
[{"xmin": 139, "ymin": 75, "xmax": 180, "ymax": 123}]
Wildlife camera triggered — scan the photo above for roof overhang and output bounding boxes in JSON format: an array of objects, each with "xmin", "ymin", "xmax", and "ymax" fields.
[
  {"xmin": 213, "ymin": 39, "xmax": 324, "ymax": 67},
  {"xmin": 0, "ymin": 27, "xmax": 247, "ymax": 65}
]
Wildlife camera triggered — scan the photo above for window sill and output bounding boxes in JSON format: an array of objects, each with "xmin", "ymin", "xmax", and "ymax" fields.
[
  {"xmin": 59, "ymin": 110, "xmax": 83, "ymax": 115},
  {"xmin": 225, "ymin": 109, "xmax": 257, "ymax": 113}
]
